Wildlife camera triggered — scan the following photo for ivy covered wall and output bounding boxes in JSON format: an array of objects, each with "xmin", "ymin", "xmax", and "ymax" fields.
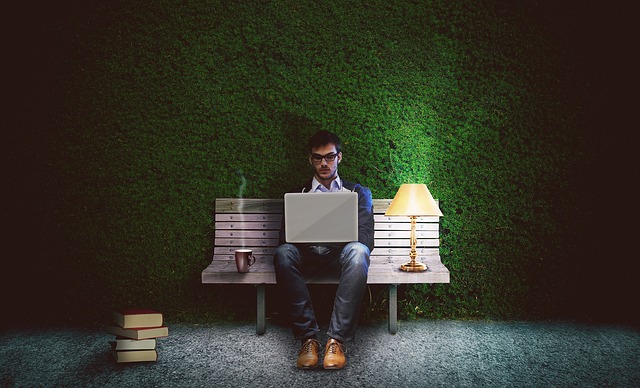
[{"xmin": 5, "ymin": 1, "xmax": 634, "ymax": 326}]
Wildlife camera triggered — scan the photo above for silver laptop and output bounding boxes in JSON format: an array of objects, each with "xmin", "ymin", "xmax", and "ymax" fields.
[{"xmin": 284, "ymin": 192, "xmax": 358, "ymax": 243}]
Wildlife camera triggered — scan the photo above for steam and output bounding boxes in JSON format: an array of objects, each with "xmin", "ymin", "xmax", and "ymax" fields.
[
  {"xmin": 236, "ymin": 169, "xmax": 246, "ymax": 248},
  {"xmin": 236, "ymin": 169, "xmax": 247, "ymax": 200}
]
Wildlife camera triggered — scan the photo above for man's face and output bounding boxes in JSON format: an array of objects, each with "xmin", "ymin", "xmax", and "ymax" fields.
[{"xmin": 309, "ymin": 143, "xmax": 342, "ymax": 182}]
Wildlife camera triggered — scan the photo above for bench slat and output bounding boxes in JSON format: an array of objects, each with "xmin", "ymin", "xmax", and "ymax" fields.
[
  {"xmin": 375, "ymin": 222, "xmax": 438, "ymax": 231},
  {"xmin": 214, "ymin": 237, "xmax": 439, "ymax": 248},
  {"xmin": 374, "ymin": 230, "xmax": 439, "ymax": 239},
  {"xmin": 214, "ymin": 247, "xmax": 276, "ymax": 256},
  {"xmin": 211, "ymin": 249, "xmax": 441, "ymax": 262},
  {"xmin": 374, "ymin": 238, "xmax": 439, "ymax": 247},
  {"xmin": 215, "ymin": 222, "xmax": 282, "ymax": 230},
  {"xmin": 212, "ymin": 247, "xmax": 440, "ymax": 258},
  {"xmin": 370, "ymin": 247, "xmax": 439, "ymax": 256},
  {"xmin": 216, "ymin": 215, "xmax": 437, "ymax": 228},
  {"xmin": 210, "ymin": 255, "xmax": 440, "ymax": 266},
  {"xmin": 374, "ymin": 215, "xmax": 440, "ymax": 222},
  {"xmin": 215, "ymin": 230, "xmax": 280, "ymax": 239},
  {"xmin": 216, "ymin": 238, "xmax": 280, "ymax": 247},
  {"xmin": 216, "ymin": 214, "xmax": 283, "ymax": 222},
  {"xmin": 215, "ymin": 214, "xmax": 438, "ymax": 223},
  {"xmin": 215, "ymin": 220, "xmax": 438, "ymax": 231},
  {"xmin": 214, "ymin": 231, "xmax": 438, "ymax": 240}
]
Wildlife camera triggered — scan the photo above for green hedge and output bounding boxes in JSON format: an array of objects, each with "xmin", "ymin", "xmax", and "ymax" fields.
[{"xmin": 9, "ymin": 1, "xmax": 607, "ymax": 325}]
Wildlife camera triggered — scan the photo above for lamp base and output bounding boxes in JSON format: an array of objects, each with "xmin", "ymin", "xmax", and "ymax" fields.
[{"xmin": 400, "ymin": 261, "xmax": 427, "ymax": 272}]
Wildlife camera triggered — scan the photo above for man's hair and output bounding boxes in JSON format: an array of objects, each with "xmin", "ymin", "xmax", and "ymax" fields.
[{"xmin": 307, "ymin": 130, "xmax": 341, "ymax": 154}]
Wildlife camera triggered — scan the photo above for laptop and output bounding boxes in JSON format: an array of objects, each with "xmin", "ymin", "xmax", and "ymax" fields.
[{"xmin": 284, "ymin": 192, "xmax": 358, "ymax": 243}]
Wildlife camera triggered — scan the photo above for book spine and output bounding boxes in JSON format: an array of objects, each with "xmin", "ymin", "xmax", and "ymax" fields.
[
  {"xmin": 111, "ymin": 349, "xmax": 158, "ymax": 363},
  {"xmin": 106, "ymin": 325, "xmax": 168, "ymax": 340},
  {"xmin": 113, "ymin": 338, "xmax": 157, "ymax": 351}
]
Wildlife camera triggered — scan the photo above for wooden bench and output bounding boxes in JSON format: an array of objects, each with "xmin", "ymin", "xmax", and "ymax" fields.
[{"xmin": 202, "ymin": 198, "xmax": 450, "ymax": 334}]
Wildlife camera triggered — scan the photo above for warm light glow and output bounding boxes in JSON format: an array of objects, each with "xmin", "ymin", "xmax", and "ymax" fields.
[{"xmin": 385, "ymin": 184, "xmax": 443, "ymax": 217}]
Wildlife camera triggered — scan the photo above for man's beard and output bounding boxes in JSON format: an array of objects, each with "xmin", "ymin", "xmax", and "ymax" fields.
[{"xmin": 316, "ymin": 168, "xmax": 336, "ymax": 181}]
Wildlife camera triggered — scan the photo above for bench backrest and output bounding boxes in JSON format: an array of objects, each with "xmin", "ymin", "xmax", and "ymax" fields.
[{"xmin": 213, "ymin": 198, "xmax": 440, "ymax": 262}]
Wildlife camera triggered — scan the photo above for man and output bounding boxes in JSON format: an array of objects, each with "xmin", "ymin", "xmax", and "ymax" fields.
[{"xmin": 273, "ymin": 130, "xmax": 374, "ymax": 370}]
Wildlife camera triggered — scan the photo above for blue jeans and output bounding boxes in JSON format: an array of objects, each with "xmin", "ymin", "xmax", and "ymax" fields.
[{"xmin": 273, "ymin": 242, "xmax": 370, "ymax": 342}]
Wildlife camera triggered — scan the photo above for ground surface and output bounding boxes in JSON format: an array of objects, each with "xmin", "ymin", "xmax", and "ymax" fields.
[{"xmin": 1, "ymin": 320, "xmax": 638, "ymax": 387}]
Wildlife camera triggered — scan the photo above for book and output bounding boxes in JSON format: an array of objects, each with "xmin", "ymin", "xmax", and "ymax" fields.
[
  {"xmin": 111, "ymin": 345, "xmax": 158, "ymax": 363},
  {"xmin": 113, "ymin": 308, "xmax": 163, "ymax": 329},
  {"xmin": 112, "ymin": 337, "xmax": 157, "ymax": 351},
  {"xmin": 106, "ymin": 325, "xmax": 168, "ymax": 340}
]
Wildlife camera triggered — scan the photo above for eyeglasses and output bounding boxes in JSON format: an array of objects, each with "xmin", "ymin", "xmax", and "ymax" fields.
[{"xmin": 310, "ymin": 152, "xmax": 339, "ymax": 163}]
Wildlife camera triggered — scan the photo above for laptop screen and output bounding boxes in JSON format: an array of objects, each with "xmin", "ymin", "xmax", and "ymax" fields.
[{"xmin": 284, "ymin": 192, "xmax": 358, "ymax": 243}]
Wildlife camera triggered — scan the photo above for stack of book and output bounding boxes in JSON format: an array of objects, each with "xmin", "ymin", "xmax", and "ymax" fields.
[{"xmin": 106, "ymin": 308, "xmax": 168, "ymax": 363}]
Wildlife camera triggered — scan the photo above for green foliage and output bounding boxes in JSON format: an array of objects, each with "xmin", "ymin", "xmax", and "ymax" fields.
[{"xmin": 26, "ymin": 0, "xmax": 591, "ymax": 324}]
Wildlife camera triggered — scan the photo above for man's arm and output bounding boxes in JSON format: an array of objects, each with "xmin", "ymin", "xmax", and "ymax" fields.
[{"xmin": 355, "ymin": 185, "xmax": 375, "ymax": 252}]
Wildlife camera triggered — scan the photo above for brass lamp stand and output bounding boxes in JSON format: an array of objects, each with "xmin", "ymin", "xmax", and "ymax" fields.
[
  {"xmin": 385, "ymin": 184, "xmax": 443, "ymax": 273},
  {"xmin": 400, "ymin": 215, "xmax": 427, "ymax": 272}
]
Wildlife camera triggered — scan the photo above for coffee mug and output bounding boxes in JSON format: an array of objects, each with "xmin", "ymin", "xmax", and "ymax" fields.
[{"xmin": 235, "ymin": 249, "xmax": 256, "ymax": 273}]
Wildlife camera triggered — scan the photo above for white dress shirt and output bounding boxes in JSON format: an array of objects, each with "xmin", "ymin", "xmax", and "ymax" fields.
[{"xmin": 311, "ymin": 175, "xmax": 348, "ymax": 192}]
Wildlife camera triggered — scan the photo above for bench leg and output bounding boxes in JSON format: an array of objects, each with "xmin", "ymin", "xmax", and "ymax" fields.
[
  {"xmin": 388, "ymin": 284, "xmax": 398, "ymax": 334},
  {"xmin": 256, "ymin": 284, "xmax": 266, "ymax": 335}
]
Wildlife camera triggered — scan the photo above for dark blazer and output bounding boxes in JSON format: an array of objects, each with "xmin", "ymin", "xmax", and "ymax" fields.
[{"xmin": 279, "ymin": 179, "xmax": 375, "ymax": 252}]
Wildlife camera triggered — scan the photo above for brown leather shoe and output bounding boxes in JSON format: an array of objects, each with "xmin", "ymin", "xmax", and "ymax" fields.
[
  {"xmin": 323, "ymin": 338, "xmax": 346, "ymax": 370},
  {"xmin": 297, "ymin": 338, "xmax": 321, "ymax": 369}
]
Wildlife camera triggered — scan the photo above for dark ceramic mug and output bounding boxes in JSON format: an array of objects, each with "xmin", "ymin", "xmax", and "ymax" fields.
[{"xmin": 235, "ymin": 249, "xmax": 256, "ymax": 273}]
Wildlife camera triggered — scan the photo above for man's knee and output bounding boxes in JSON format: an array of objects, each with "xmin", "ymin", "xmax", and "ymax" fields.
[
  {"xmin": 273, "ymin": 243, "xmax": 301, "ymax": 269},
  {"xmin": 341, "ymin": 242, "xmax": 370, "ymax": 269}
]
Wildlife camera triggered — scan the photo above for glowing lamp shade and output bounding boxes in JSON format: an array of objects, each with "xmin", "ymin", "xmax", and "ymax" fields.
[
  {"xmin": 385, "ymin": 184, "xmax": 443, "ymax": 272},
  {"xmin": 385, "ymin": 184, "xmax": 443, "ymax": 218}
]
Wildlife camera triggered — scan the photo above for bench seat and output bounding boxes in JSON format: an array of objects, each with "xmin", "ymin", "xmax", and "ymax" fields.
[{"xmin": 202, "ymin": 198, "xmax": 450, "ymax": 334}]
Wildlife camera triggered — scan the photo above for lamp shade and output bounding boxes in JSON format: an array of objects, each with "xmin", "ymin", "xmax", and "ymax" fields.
[{"xmin": 385, "ymin": 184, "xmax": 443, "ymax": 217}]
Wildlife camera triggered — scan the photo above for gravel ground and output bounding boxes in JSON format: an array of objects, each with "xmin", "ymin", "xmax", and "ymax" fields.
[{"xmin": 1, "ymin": 320, "xmax": 639, "ymax": 387}]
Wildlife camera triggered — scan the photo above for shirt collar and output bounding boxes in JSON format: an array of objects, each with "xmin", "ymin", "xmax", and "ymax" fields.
[{"xmin": 311, "ymin": 175, "xmax": 342, "ymax": 192}]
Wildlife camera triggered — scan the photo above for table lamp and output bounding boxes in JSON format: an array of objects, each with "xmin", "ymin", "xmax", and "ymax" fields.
[{"xmin": 385, "ymin": 184, "xmax": 443, "ymax": 272}]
